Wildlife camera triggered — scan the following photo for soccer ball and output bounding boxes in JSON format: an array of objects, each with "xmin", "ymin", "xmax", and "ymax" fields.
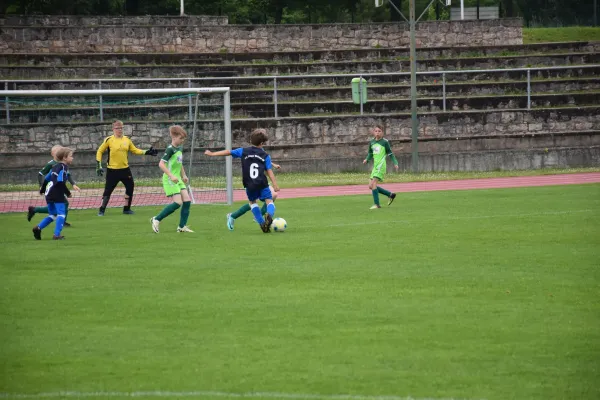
[{"xmin": 272, "ymin": 217, "xmax": 287, "ymax": 232}]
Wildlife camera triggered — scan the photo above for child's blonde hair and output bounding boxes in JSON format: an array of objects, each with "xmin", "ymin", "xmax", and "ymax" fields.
[
  {"xmin": 50, "ymin": 145, "xmax": 62, "ymax": 158},
  {"xmin": 169, "ymin": 125, "xmax": 188, "ymax": 139},
  {"xmin": 56, "ymin": 147, "xmax": 74, "ymax": 161}
]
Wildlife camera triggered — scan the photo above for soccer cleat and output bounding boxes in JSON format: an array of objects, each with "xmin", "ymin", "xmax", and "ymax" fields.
[
  {"xmin": 151, "ymin": 217, "xmax": 160, "ymax": 233},
  {"xmin": 32, "ymin": 226, "xmax": 41, "ymax": 240},
  {"xmin": 98, "ymin": 211, "xmax": 105, "ymax": 216},
  {"xmin": 177, "ymin": 226, "xmax": 194, "ymax": 233},
  {"xmin": 63, "ymin": 222, "xmax": 72, "ymax": 227},
  {"xmin": 387, "ymin": 193, "xmax": 396, "ymax": 206},
  {"xmin": 261, "ymin": 213, "xmax": 273, "ymax": 233},
  {"xmin": 27, "ymin": 206, "xmax": 36, "ymax": 222},
  {"xmin": 370, "ymin": 205, "xmax": 381, "ymax": 209},
  {"xmin": 52, "ymin": 235, "xmax": 65, "ymax": 240},
  {"xmin": 226, "ymin": 213, "xmax": 235, "ymax": 231},
  {"xmin": 123, "ymin": 210, "xmax": 135, "ymax": 215}
]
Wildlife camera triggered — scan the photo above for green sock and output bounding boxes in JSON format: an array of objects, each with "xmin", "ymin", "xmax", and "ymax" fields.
[
  {"xmin": 372, "ymin": 189, "xmax": 380, "ymax": 206},
  {"xmin": 377, "ymin": 187, "xmax": 391, "ymax": 197},
  {"xmin": 34, "ymin": 206, "xmax": 48, "ymax": 214},
  {"xmin": 156, "ymin": 202, "xmax": 181, "ymax": 221},
  {"xmin": 231, "ymin": 203, "xmax": 251, "ymax": 219},
  {"xmin": 179, "ymin": 201, "xmax": 191, "ymax": 228}
]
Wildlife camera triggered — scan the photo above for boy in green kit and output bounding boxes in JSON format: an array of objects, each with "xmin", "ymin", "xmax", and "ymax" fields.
[{"xmin": 362, "ymin": 125, "xmax": 400, "ymax": 209}]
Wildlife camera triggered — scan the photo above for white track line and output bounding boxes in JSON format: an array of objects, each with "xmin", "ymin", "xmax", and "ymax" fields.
[
  {"xmin": 0, "ymin": 391, "xmax": 484, "ymax": 400},
  {"xmin": 328, "ymin": 209, "xmax": 595, "ymax": 227}
]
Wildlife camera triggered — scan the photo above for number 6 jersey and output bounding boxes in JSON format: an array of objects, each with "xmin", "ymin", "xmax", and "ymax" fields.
[{"xmin": 230, "ymin": 146, "xmax": 272, "ymax": 191}]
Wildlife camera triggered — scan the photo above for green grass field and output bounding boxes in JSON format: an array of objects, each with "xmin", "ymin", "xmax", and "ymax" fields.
[
  {"xmin": 1, "ymin": 184, "xmax": 599, "ymax": 400},
  {"xmin": 523, "ymin": 27, "xmax": 600, "ymax": 43}
]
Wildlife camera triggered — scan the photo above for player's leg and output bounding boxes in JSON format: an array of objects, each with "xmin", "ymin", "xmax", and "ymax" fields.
[
  {"xmin": 260, "ymin": 187, "xmax": 278, "ymax": 215},
  {"xmin": 99, "ymin": 169, "xmax": 119, "ymax": 216},
  {"xmin": 63, "ymin": 197, "xmax": 71, "ymax": 227},
  {"xmin": 369, "ymin": 177, "xmax": 382, "ymax": 209},
  {"xmin": 151, "ymin": 182, "xmax": 182, "ymax": 233},
  {"xmin": 122, "ymin": 168, "xmax": 135, "ymax": 214},
  {"xmin": 227, "ymin": 203, "xmax": 250, "ymax": 231},
  {"xmin": 177, "ymin": 186, "xmax": 193, "ymax": 232},
  {"xmin": 53, "ymin": 203, "xmax": 67, "ymax": 239},
  {"xmin": 27, "ymin": 205, "xmax": 48, "ymax": 222},
  {"xmin": 261, "ymin": 187, "xmax": 276, "ymax": 220},
  {"xmin": 33, "ymin": 203, "xmax": 57, "ymax": 240}
]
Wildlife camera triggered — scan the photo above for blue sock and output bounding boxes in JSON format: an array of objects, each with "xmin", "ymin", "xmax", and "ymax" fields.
[
  {"xmin": 251, "ymin": 204, "xmax": 264, "ymax": 224},
  {"xmin": 38, "ymin": 216, "xmax": 54, "ymax": 230},
  {"xmin": 54, "ymin": 216, "xmax": 65, "ymax": 236},
  {"xmin": 267, "ymin": 202, "xmax": 276, "ymax": 217}
]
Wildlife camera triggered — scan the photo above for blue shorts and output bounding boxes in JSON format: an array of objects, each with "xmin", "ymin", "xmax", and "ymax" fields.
[
  {"xmin": 246, "ymin": 187, "xmax": 272, "ymax": 202},
  {"xmin": 47, "ymin": 202, "xmax": 67, "ymax": 216}
]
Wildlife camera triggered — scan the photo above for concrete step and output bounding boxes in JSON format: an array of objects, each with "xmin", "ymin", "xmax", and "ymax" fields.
[
  {"xmin": 1, "ymin": 42, "xmax": 595, "ymax": 66},
  {"xmin": 5, "ymin": 66, "xmax": 599, "ymax": 92},
  {"xmin": 3, "ymin": 92, "xmax": 599, "ymax": 123},
  {"xmin": 1, "ymin": 53, "xmax": 598, "ymax": 80}
]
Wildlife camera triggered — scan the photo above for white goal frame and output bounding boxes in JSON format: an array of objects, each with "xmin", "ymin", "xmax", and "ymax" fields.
[{"xmin": 2, "ymin": 87, "xmax": 234, "ymax": 205}]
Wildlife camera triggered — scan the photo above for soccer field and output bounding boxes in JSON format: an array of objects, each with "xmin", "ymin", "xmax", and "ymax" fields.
[{"xmin": 1, "ymin": 184, "xmax": 599, "ymax": 400}]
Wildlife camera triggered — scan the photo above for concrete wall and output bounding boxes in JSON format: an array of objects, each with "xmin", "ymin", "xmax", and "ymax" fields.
[
  {"xmin": 0, "ymin": 17, "xmax": 523, "ymax": 54},
  {"xmin": 1, "ymin": 108, "xmax": 598, "ymax": 183}
]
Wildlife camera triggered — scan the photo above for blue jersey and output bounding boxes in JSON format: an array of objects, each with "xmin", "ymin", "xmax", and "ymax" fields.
[
  {"xmin": 40, "ymin": 162, "xmax": 71, "ymax": 203},
  {"xmin": 231, "ymin": 146, "xmax": 272, "ymax": 191}
]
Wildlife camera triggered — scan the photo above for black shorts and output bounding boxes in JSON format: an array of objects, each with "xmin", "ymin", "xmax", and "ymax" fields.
[{"xmin": 103, "ymin": 167, "xmax": 134, "ymax": 196}]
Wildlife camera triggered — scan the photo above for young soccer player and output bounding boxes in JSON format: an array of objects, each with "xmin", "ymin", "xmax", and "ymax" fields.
[
  {"xmin": 150, "ymin": 126, "xmax": 194, "ymax": 233},
  {"xmin": 362, "ymin": 125, "xmax": 400, "ymax": 209},
  {"xmin": 225, "ymin": 163, "xmax": 280, "ymax": 231},
  {"xmin": 27, "ymin": 145, "xmax": 80, "ymax": 226},
  {"xmin": 33, "ymin": 147, "xmax": 74, "ymax": 240},
  {"xmin": 205, "ymin": 128, "xmax": 280, "ymax": 233}
]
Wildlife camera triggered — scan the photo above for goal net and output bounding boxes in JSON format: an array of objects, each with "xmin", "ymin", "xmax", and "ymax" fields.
[{"xmin": 0, "ymin": 88, "xmax": 233, "ymax": 213}]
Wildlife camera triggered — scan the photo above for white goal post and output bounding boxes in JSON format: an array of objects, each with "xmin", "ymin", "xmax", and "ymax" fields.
[{"xmin": 0, "ymin": 87, "xmax": 233, "ymax": 213}]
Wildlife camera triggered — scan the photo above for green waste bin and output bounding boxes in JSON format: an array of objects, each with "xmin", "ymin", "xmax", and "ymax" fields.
[{"xmin": 351, "ymin": 77, "xmax": 368, "ymax": 105}]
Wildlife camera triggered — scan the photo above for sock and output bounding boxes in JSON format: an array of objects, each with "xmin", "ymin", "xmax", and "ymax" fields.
[
  {"xmin": 38, "ymin": 216, "xmax": 54, "ymax": 230},
  {"xmin": 250, "ymin": 204, "xmax": 264, "ymax": 224},
  {"xmin": 54, "ymin": 216, "xmax": 65, "ymax": 236},
  {"xmin": 377, "ymin": 187, "xmax": 392, "ymax": 197},
  {"xmin": 372, "ymin": 189, "xmax": 380, "ymax": 206},
  {"xmin": 260, "ymin": 202, "xmax": 267, "ymax": 215},
  {"xmin": 232, "ymin": 203, "xmax": 251, "ymax": 219},
  {"xmin": 155, "ymin": 202, "xmax": 181, "ymax": 221},
  {"xmin": 266, "ymin": 202, "xmax": 275, "ymax": 217},
  {"xmin": 100, "ymin": 196, "xmax": 110, "ymax": 212},
  {"xmin": 123, "ymin": 195, "xmax": 133, "ymax": 211},
  {"xmin": 179, "ymin": 201, "xmax": 191, "ymax": 228},
  {"xmin": 34, "ymin": 206, "xmax": 48, "ymax": 214}
]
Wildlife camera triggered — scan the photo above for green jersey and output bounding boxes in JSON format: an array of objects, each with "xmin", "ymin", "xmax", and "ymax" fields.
[
  {"xmin": 366, "ymin": 138, "xmax": 398, "ymax": 180},
  {"xmin": 38, "ymin": 159, "xmax": 75, "ymax": 186},
  {"xmin": 161, "ymin": 145, "xmax": 184, "ymax": 179}
]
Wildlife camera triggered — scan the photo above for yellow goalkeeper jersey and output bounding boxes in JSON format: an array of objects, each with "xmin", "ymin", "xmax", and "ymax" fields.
[{"xmin": 96, "ymin": 135, "xmax": 145, "ymax": 169}]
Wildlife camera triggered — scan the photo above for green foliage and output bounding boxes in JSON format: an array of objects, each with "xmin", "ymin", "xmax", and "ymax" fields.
[{"xmin": 0, "ymin": 0, "xmax": 597, "ymax": 26}]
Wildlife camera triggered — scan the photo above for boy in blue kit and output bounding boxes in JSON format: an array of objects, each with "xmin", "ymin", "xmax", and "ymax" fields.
[
  {"xmin": 204, "ymin": 128, "xmax": 280, "ymax": 233},
  {"xmin": 33, "ymin": 147, "xmax": 74, "ymax": 240}
]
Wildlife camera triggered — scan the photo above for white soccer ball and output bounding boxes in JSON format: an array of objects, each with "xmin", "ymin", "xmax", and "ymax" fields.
[{"xmin": 272, "ymin": 217, "xmax": 287, "ymax": 232}]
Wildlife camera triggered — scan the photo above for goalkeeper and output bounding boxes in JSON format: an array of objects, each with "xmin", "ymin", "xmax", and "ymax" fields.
[
  {"xmin": 95, "ymin": 120, "xmax": 158, "ymax": 216},
  {"xmin": 27, "ymin": 144, "xmax": 80, "ymax": 226}
]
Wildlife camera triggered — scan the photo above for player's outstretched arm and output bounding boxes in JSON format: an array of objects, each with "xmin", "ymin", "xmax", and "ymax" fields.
[{"xmin": 204, "ymin": 149, "xmax": 232, "ymax": 157}]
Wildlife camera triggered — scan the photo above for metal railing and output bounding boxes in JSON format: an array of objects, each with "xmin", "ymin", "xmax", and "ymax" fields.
[{"xmin": 1, "ymin": 64, "xmax": 599, "ymax": 124}]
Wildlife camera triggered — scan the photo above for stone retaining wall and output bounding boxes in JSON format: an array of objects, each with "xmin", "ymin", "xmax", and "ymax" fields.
[{"xmin": 0, "ymin": 17, "xmax": 523, "ymax": 54}]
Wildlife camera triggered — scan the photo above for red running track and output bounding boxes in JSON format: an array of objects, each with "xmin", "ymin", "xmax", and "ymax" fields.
[{"xmin": 2, "ymin": 173, "xmax": 599, "ymax": 213}]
